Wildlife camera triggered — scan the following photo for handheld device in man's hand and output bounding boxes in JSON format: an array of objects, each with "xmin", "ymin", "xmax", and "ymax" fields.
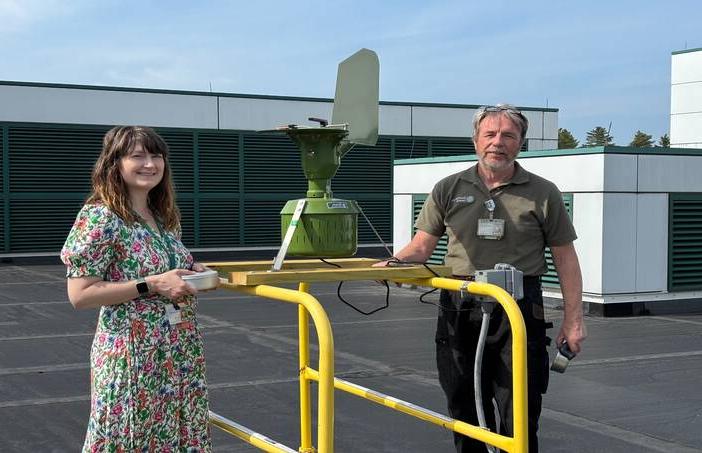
[{"xmin": 551, "ymin": 341, "xmax": 576, "ymax": 373}]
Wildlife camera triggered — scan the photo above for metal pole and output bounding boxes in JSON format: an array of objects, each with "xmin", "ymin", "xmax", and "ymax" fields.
[
  {"xmin": 298, "ymin": 282, "xmax": 315, "ymax": 452},
  {"xmin": 226, "ymin": 283, "xmax": 335, "ymax": 453},
  {"xmin": 406, "ymin": 277, "xmax": 528, "ymax": 453}
]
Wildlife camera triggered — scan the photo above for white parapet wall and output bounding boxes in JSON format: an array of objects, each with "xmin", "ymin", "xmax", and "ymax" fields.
[
  {"xmin": 0, "ymin": 81, "xmax": 559, "ymax": 150},
  {"xmin": 671, "ymin": 48, "xmax": 702, "ymax": 148},
  {"xmin": 394, "ymin": 147, "xmax": 702, "ymax": 313}
]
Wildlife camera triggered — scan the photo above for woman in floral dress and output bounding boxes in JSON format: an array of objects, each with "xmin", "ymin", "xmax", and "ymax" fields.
[{"xmin": 61, "ymin": 126, "xmax": 211, "ymax": 452}]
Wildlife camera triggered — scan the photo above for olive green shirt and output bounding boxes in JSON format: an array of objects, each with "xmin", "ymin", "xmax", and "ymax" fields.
[{"xmin": 415, "ymin": 162, "xmax": 576, "ymax": 276}]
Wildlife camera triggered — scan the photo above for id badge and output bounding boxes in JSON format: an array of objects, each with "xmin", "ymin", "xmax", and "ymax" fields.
[
  {"xmin": 477, "ymin": 218, "xmax": 505, "ymax": 240},
  {"xmin": 165, "ymin": 304, "xmax": 182, "ymax": 326}
]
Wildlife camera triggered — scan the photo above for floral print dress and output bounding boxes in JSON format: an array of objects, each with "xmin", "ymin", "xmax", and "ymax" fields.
[{"xmin": 61, "ymin": 203, "xmax": 211, "ymax": 452}]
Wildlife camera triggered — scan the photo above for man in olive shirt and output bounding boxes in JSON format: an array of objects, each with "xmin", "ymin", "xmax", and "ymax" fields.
[{"xmin": 378, "ymin": 105, "xmax": 586, "ymax": 452}]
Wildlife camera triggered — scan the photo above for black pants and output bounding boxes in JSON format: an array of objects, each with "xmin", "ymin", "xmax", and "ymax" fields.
[{"xmin": 436, "ymin": 278, "xmax": 549, "ymax": 453}]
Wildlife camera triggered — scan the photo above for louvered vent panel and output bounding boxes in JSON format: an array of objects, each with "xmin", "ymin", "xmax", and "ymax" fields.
[
  {"xmin": 0, "ymin": 127, "xmax": 4, "ymax": 188},
  {"xmin": 669, "ymin": 195, "xmax": 702, "ymax": 291},
  {"xmin": 334, "ymin": 138, "xmax": 391, "ymax": 193},
  {"xmin": 177, "ymin": 199, "xmax": 195, "ymax": 248},
  {"xmin": 243, "ymin": 134, "xmax": 306, "ymax": 194},
  {"xmin": 157, "ymin": 130, "xmax": 194, "ymax": 193},
  {"xmin": 243, "ymin": 199, "xmax": 287, "ymax": 246},
  {"xmin": 542, "ymin": 194, "xmax": 574, "ymax": 287},
  {"xmin": 0, "ymin": 126, "xmax": 4, "ymax": 252},
  {"xmin": 8, "ymin": 126, "xmax": 106, "ymax": 192},
  {"xmin": 0, "ymin": 202, "xmax": 4, "ymax": 252},
  {"xmin": 199, "ymin": 199, "xmax": 240, "ymax": 247},
  {"xmin": 199, "ymin": 132, "xmax": 239, "ymax": 192},
  {"xmin": 11, "ymin": 199, "xmax": 85, "ymax": 252},
  {"xmin": 395, "ymin": 138, "xmax": 429, "ymax": 160},
  {"xmin": 356, "ymin": 198, "xmax": 392, "ymax": 244},
  {"xmin": 412, "ymin": 195, "xmax": 448, "ymax": 265},
  {"xmin": 431, "ymin": 137, "xmax": 475, "ymax": 157}
]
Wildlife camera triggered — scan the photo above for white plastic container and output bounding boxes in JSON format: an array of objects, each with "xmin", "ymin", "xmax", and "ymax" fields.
[{"xmin": 181, "ymin": 269, "xmax": 220, "ymax": 291}]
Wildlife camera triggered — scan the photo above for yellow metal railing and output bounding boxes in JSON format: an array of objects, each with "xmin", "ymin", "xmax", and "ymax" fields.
[{"xmin": 207, "ymin": 262, "xmax": 528, "ymax": 453}]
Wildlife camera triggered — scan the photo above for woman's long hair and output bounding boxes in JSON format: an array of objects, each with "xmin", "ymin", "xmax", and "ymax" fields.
[{"xmin": 87, "ymin": 126, "xmax": 180, "ymax": 231}]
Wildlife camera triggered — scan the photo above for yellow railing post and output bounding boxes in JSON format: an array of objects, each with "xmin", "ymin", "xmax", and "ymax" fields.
[
  {"xmin": 297, "ymin": 282, "xmax": 315, "ymax": 453},
  {"xmin": 222, "ymin": 282, "xmax": 335, "ymax": 453},
  {"xmin": 405, "ymin": 277, "xmax": 529, "ymax": 453},
  {"xmin": 211, "ymin": 262, "xmax": 528, "ymax": 453}
]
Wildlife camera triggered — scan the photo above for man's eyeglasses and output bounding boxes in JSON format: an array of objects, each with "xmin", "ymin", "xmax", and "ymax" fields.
[{"xmin": 480, "ymin": 105, "xmax": 525, "ymax": 117}]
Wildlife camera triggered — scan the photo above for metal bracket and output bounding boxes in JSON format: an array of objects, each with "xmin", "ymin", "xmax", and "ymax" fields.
[{"xmin": 272, "ymin": 199, "xmax": 306, "ymax": 272}]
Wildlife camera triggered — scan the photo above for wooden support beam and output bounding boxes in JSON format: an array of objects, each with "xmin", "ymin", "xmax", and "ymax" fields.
[{"xmin": 204, "ymin": 258, "xmax": 452, "ymax": 286}]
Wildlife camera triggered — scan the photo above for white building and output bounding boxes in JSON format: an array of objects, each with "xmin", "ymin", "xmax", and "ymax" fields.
[{"xmin": 671, "ymin": 47, "xmax": 702, "ymax": 148}]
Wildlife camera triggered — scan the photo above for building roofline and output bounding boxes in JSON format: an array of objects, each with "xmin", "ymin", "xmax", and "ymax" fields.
[
  {"xmin": 672, "ymin": 47, "xmax": 702, "ymax": 55},
  {"xmin": 394, "ymin": 145, "xmax": 702, "ymax": 165},
  {"xmin": 0, "ymin": 80, "xmax": 558, "ymax": 112}
]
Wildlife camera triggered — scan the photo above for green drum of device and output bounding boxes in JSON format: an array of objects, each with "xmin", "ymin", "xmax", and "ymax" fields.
[{"xmin": 280, "ymin": 198, "xmax": 359, "ymax": 257}]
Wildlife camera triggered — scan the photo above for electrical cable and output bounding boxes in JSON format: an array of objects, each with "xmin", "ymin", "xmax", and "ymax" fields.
[
  {"xmin": 357, "ymin": 205, "xmax": 393, "ymax": 257},
  {"xmin": 474, "ymin": 303, "xmax": 498, "ymax": 453},
  {"xmin": 343, "ymin": 207, "xmax": 476, "ymax": 314},
  {"xmin": 319, "ymin": 258, "xmax": 390, "ymax": 315},
  {"xmin": 383, "ymin": 257, "xmax": 476, "ymax": 313}
]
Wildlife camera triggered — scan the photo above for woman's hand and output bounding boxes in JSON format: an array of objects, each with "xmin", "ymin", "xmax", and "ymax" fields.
[
  {"xmin": 191, "ymin": 262, "xmax": 210, "ymax": 272},
  {"xmin": 146, "ymin": 269, "xmax": 197, "ymax": 300}
]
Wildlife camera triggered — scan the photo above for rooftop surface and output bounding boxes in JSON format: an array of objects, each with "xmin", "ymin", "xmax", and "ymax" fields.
[{"xmin": 0, "ymin": 262, "xmax": 700, "ymax": 452}]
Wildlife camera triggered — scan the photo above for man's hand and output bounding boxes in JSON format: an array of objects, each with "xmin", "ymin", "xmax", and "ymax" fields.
[
  {"xmin": 557, "ymin": 315, "xmax": 587, "ymax": 354},
  {"xmin": 551, "ymin": 242, "xmax": 586, "ymax": 354}
]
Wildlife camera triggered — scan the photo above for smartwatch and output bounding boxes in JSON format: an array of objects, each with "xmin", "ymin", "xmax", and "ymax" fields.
[{"xmin": 136, "ymin": 277, "xmax": 150, "ymax": 296}]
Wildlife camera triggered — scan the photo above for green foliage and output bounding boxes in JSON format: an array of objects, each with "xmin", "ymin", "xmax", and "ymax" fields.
[
  {"xmin": 585, "ymin": 126, "xmax": 614, "ymax": 147},
  {"xmin": 630, "ymin": 130, "xmax": 653, "ymax": 148},
  {"xmin": 659, "ymin": 133, "xmax": 670, "ymax": 148},
  {"xmin": 558, "ymin": 128, "xmax": 579, "ymax": 149}
]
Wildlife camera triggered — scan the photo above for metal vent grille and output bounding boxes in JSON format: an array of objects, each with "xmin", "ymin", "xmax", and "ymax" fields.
[
  {"xmin": 431, "ymin": 137, "xmax": 475, "ymax": 157},
  {"xmin": 542, "ymin": 194, "xmax": 574, "ymax": 287},
  {"xmin": 243, "ymin": 199, "xmax": 286, "ymax": 246},
  {"xmin": 1, "ymin": 127, "xmax": 4, "ymax": 252},
  {"xmin": 199, "ymin": 199, "xmax": 240, "ymax": 247},
  {"xmin": 669, "ymin": 194, "xmax": 702, "ymax": 291},
  {"xmin": 395, "ymin": 138, "xmax": 429, "ymax": 160},
  {"xmin": 157, "ymin": 130, "xmax": 194, "ymax": 193},
  {"xmin": 199, "ymin": 132, "xmax": 239, "ymax": 192},
  {"xmin": 242, "ymin": 134, "xmax": 306, "ymax": 194},
  {"xmin": 8, "ymin": 125, "xmax": 105, "ymax": 192},
  {"xmin": 177, "ymin": 199, "xmax": 195, "ymax": 248},
  {"xmin": 11, "ymin": 198, "xmax": 85, "ymax": 252},
  {"xmin": 0, "ymin": 126, "xmax": 5, "ymax": 188},
  {"xmin": 356, "ymin": 198, "xmax": 392, "ymax": 244},
  {"xmin": 412, "ymin": 195, "xmax": 448, "ymax": 265},
  {"xmin": 334, "ymin": 137, "xmax": 391, "ymax": 194}
]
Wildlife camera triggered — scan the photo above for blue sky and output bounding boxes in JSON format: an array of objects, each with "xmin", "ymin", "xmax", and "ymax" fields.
[{"xmin": 1, "ymin": 0, "xmax": 700, "ymax": 145}]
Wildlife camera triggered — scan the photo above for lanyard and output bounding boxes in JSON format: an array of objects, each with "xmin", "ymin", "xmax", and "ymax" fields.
[
  {"xmin": 153, "ymin": 219, "xmax": 182, "ymax": 311},
  {"xmin": 133, "ymin": 210, "xmax": 181, "ymax": 311},
  {"xmin": 155, "ymin": 221, "xmax": 177, "ymax": 271}
]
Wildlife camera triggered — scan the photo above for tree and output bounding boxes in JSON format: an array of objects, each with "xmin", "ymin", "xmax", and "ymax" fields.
[
  {"xmin": 629, "ymin": 130, "xmax": 653, "ymax": 148},
  {"xmin": 658, "ymin": 133, "xmax": 670, "ymax": 148},
  {"xmin": 558, "ymin": 128, "xmax": 579, "ymax": 149},
  {"xmin": 585, "ymin": 126, "xmax": 614, "ymax": 147}
]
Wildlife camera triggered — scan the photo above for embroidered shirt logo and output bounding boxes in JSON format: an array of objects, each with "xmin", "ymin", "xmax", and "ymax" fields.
[{"xmin": 452, "ymin": 195, "xmax": 475, "ymax": 204}]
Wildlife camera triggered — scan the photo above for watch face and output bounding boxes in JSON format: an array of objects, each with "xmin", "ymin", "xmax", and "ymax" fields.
[{"xmin": 137, "ymin": 280, "xmax": 149, "ymax": 295}]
